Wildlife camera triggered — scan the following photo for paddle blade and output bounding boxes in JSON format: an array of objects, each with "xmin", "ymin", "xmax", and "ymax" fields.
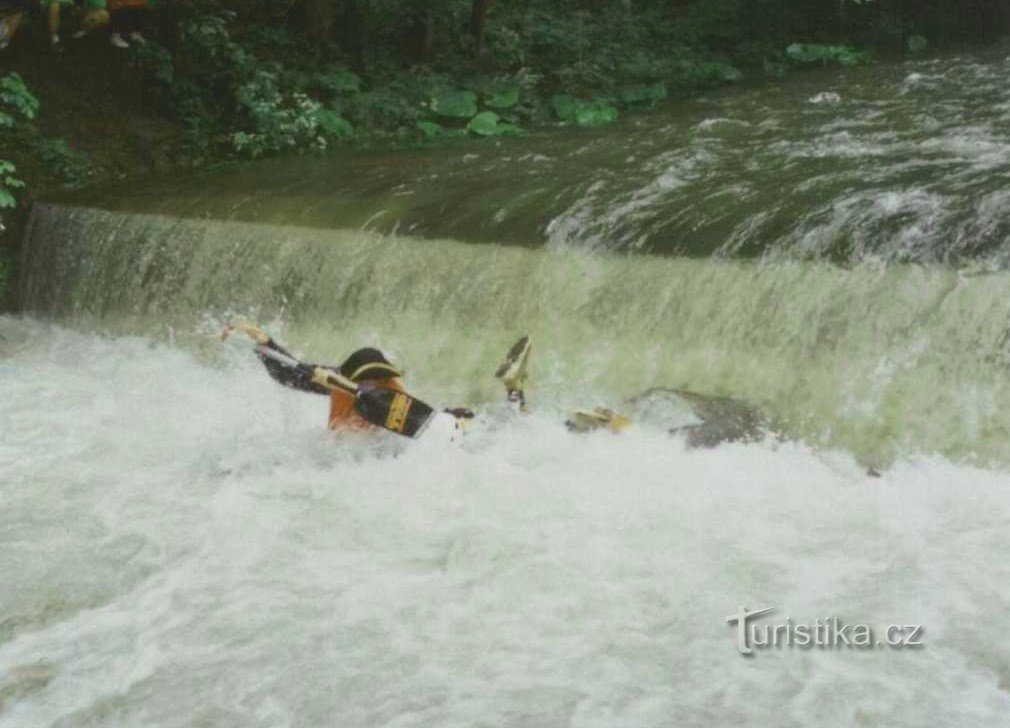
[
  {"xmin": 354, "ymin": 388, "xmax": 436, "ymax": 438},
  {"xmin": 494, "ymin": 334, "xmax": 531, "ymax": 382}
]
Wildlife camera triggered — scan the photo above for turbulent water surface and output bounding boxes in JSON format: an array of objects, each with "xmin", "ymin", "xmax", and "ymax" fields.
[
  {"xmin": 58, "ymin": 50, "xmax": 1010, "ymax": 264},
  {"xmin": 6, "ymin": 52, "xmax": 1010, "ymax": 727}
]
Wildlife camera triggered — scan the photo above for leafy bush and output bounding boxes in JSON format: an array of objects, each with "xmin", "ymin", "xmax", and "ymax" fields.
[
  {"xmin": 431, "ymin": 90, "xmax": 478, "ymax": 119},
  {"xmin": 467, "ymin": 111, "xmax": 521, "ymax": 136},
  {"xmin": 483, "ymin": 81, "xmax": 520, "ymax": 110},
  {"xmin": 551, "ymin": 95, "xmax": 619, "ymax": 127},
  {"xmin": 0, "ymin": 161, "xmax": 23, "ymax": 218},
  {"xmin": 0, "ymin": 73, "xmax": 38, "ymax": 232},
  {"xmin": 29, "ymin": 139, "xmax": 92, "ymax": 188},
  {"xmin": 120, "ymin": 1, "xmax": 889, "ymax": 159},
  {"xmin": 0, "ymin": 73, "xmax": 39, "ymax": 123}
]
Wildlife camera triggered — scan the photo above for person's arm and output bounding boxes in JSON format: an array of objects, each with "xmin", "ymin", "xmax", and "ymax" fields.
[
  {"xmin": 230, "ymin": 322, "xmax": 330, "ymax": 396},
  {"xmin": 257, "ymin": 339, "xmax": 332, "ymax": 396}
]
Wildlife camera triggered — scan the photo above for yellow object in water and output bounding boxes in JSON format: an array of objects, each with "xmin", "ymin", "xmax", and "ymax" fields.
[{"xmin": 566, "ymin": 408, "xmax": 633, "ymax": 434}]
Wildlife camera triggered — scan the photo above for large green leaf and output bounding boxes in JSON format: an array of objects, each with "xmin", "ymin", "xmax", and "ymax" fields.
[
  {"xmin": 552, "ymin": 95, "xmax": 619, "ymax": 127},
  {"xmin": 314, "ymin": 108, "xmax": 354, "ymax": 138},
  {"xmin": 416, "ymin": 120, "xmax": 445, "ymax": 138},
  {"xmin": 0, "ymin": 187, "xmax": 16, "ymax": 209},
  {"xmin": 0, "ymin": 72, "xmax": 40, "ymax": 120},
  {"xmin": 576, "ymin": 102, "xmax": 618, "ymax": 127},
  {"xmin": 431, "ymin": 90, "xmax": 478, "ymax": 119},
  {"xmin": 484, "ymin": 82, "xmax": 519, "ymax": 109},
  {"xmin": 468, "ymin": 111, "xmax": 501, "ymax": 136},
  {"xmin": 550, "ymin": 94, "xmax": 580, "ymax": 123},
  {"xmin": 467, "ymin": 111, "xmax": 521, "ymax": 136}
]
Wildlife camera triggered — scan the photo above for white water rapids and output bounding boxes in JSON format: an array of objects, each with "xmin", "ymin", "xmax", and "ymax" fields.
[{"xmin": 3, "ymin": 317, "xmax": 1010, "ymax": 727}]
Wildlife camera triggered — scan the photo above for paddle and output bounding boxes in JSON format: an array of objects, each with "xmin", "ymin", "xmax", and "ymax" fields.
[
  {"xmin": 222, "ymin": 324, "xmax": 437, "ymax": 438},
  {"xmin": 494, "ymin": 334, "xmax": 532, "ymax": 412}
]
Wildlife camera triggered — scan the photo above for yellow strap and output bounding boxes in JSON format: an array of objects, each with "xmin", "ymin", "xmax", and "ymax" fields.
[{"xmin": 384, "ymin": 393, "xmax": 413, "ymax": 432}]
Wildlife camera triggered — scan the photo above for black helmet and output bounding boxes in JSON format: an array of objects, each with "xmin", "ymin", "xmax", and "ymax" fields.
[{"xmin": 339, "ymin": 347, "xmax": 402, "ymax": 382}]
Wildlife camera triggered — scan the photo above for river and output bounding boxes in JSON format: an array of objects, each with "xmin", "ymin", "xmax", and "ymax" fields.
[{"xmin": 4, "ymin": 53, "xmax": 1010, "ymax": 726}]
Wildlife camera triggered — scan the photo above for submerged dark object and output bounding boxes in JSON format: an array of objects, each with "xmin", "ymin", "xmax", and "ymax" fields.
[{"xmin": 627, "ymin": 387, "xmax": 768, "ymax": 448}]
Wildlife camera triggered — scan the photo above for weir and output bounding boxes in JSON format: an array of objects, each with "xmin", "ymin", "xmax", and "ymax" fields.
[{"xmin": 20, "ymin": 202, "xmax": 1010, "ymax": 464}]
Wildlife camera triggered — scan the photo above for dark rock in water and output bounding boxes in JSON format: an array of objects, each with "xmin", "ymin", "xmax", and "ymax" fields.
[{"xmin": 627, "ymin": 387, "xmax": 767, "ymax": 449}]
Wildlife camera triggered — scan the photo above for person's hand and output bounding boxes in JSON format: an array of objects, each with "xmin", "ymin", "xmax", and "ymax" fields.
[{"xmin": 311, "ymin": 366, "xmax": 356, "ymax": 394}]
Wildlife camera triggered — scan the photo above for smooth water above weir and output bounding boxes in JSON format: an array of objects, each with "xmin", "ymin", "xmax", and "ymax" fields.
[{"xmin": 55, "ymin": 53, "xmax": 1010, "ymax": 264}]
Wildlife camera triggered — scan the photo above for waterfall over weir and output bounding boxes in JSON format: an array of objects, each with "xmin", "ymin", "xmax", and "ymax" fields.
[{"xmin": 19, "ymin": 202, "xmax": 1010, "ymax": 465}]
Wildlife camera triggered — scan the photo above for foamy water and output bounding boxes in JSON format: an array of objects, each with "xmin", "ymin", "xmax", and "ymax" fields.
[{"xmin": 3, "ymin": 317, "xmax": 1010, "ymax": 727}]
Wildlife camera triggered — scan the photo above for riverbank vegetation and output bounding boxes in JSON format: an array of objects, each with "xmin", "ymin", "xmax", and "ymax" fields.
[
  {"xmin": 2, "ymin": 0, "xmax": 1009, "ymax": 302},
  {"xmin": 116, "ymin": 0, "xmax": 1010, "ymax": 155}
]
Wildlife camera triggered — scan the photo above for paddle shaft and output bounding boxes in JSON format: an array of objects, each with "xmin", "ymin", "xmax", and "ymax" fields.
[{"xmin": 255, "ymin": 344, "xmax": 357, "ymax": 395}]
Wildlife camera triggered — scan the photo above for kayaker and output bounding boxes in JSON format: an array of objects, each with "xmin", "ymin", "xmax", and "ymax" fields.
[{"xmin": 229, "ymin": 321, "xmax": 407, "ymax": 432}]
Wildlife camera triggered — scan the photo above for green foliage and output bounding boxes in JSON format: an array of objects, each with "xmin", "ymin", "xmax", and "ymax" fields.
[
  {"xmin": 907, "ymin": 35, "xmax": 928, "ymax": 53},
  {"xmin": 550, "ymin": 94, "xmax": 579, "ymax": 123},
  {"xmin": 0, "ymin": 73, "xmax": 39, "ymax": 123},
  {"xmin": 551, "ymin": 95, "xmax": 619, "ymax": 127},
  {"xmin": 110, "ymin": 0, "xmax": 915, "ymax": 161},
  {"xmin": 311, "ymin": 69, "xmax": 362, "ymax": 96},
  {"xmin": 415, "ymin": 120, "xmax": 467, "ymax": 141},
  {"xmin": 29, "ymin": 139, "xmax": 92, "ymax": 188},
  {"xmin": 0, "ymin": 71, "xmax": 92, "ymax": 279},
  {"xmin": 483, "ymin": 81, "xmax": 520, "ymax": 110},
  {"xmin": 467, "ymin": 111, "xmax": 521, "ymax": 137},
  {"xmin": 130, "ymin": 41, "xmax": 175, "ymax": 84},
  {"xmin": 232, "ymin": 70, "xmax": 330, "ymax": 156},
  {"xmin": 431, "ymin": 91, "xmax": 478, "ymax": 119},
  {"xmin": 314, "ymin": 108, "xmax": 355, "ymax": 139},
  {"xmin": 576, "ymin": 101, "xmax": 619, "ymax": 128},
  {"xmin": 0, "ymin": 161, "xmax": 22, "ymax": 210},
  {"xmin": 0, "ymin": 73, "xmax": 39, "ymax": 233},
  {"xmin": 128, "ymin": 9, "xmax": 367, "ymax": 158},
  {"xmin": 467, "ymin": 111, "xmax": 499, "ymax": 136},
  {"xmin": 416, "ymin": 120, "xmax": 445, "ymax": 139}
]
